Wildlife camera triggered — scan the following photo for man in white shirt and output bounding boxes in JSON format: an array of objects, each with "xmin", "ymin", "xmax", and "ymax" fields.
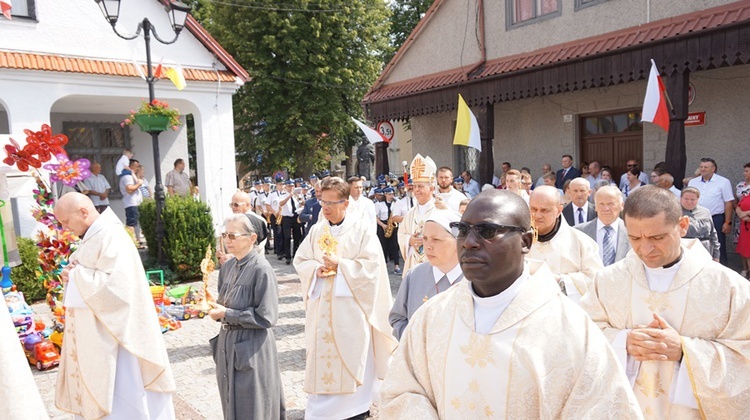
[
  {"xmin": 575, "ymin": 185, "xmax": 630, "ymax": 266},
  {"xmin": 435, "ymin": 166, "xmax": 465, "ymax": 211},
  {"xmin": 461, "ymin": 170, "xmax": 481, "ymax": 198},
  {"xmin": 83, "ymin": 162, "xmax": 111, "ymax": 213},
  {"xmin": 657, "ymin": 173, "xmax": 681, "ymax": 199},
  {"xmin": 279, "ymin": 180, "xmax": 302, "ymax": 265},
  {"xmin": 118, "ymin": 159, "xmax": 143, "ymax": 242},
  {"xmin": 347, "ymin": 176, "xmax": 377, "ymax": 230},
  {"xmin": 562, "ymin": 178, "xmax": 596, "ymax": 226},
  {"xmin": 586, "ymin": 160, "xmax": 602, "ymax": 189},
  {"xmin": 687, "ymin": 157, "xmax": 734, "ymax": 266},
  {"xmin": 391, "ymin": 180, "xmax": 414, "ymax": 224},
  {"xmin": 535, "ymin": 163, "xmax": 552, "ymax": 187}
]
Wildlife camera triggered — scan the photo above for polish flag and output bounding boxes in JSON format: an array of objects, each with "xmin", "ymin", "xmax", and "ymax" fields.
[
  {"xmin": 641, "ymin": 59, "xmax": 670, "ymax": 132},
  {"xmin": 1, "ymin": 1, "xmax": 12, "ymax": 20}
]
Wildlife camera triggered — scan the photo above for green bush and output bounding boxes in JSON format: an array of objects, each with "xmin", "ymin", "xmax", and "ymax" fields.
[
  {"xmin": 14, "ymin": 237, "xmax": 46, "ymax": 302},
  {"xmin": 139, "ymin": 195, "xmax": 215, "ymax": 281},
  {"xmin": 139, "ymin": 199, "xmax": 157, "ymax": 259}
]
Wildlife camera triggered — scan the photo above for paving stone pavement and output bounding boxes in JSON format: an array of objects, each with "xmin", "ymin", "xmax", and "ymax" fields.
[{"xmin": 31, "ymin": 252, "xmax": 404, "ymax": 419}]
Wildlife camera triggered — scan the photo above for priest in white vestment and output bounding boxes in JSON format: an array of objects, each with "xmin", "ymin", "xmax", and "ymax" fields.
[
  {"xmin": 54, "ymin": 193, "xmax": 175, "ymax": 420},
  {"xmin": 528, "ymin": 186, "xmax": 604, "ymax": 302},
  {"xmin": 580, "ymin": 186, "xmax": 750, "ymax": 419},
  {"xmin": 398, "ymin": 154, "xmax": 438, "ymax": 277},
  {"xmin": 293, "ymin": 177, "xmax": 398, "ymax": 420},
  {"xmin": 381, "ymin": 190, "xmax": 642, "ymax": 418}
]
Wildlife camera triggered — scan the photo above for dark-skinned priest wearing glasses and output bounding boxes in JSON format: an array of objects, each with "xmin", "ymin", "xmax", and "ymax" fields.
[
  {"xmin": 381, "ymin": 190, "xmax": 641, "ymax": 418},
  {"xmin": 208, "ymin": 214, "xmax": 285, "ymax": 420}
]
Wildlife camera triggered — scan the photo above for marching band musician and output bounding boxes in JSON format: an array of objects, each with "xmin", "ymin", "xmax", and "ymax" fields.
[{"xmin": 375, "ymin": 187, "xmax": 402, "ymax": 275}]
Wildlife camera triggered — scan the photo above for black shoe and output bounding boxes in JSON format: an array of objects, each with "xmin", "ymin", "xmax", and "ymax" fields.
[
  {"xmin": 277, "ymin": 254, "xmax": 284, "ymax": 260},
  {"xmin": 285, "ymin": 259, "xmax": 291, "ymax": 265},
  {"xmin": 346, "ymin": 411, "xmax": 369, "ymax": 420}
]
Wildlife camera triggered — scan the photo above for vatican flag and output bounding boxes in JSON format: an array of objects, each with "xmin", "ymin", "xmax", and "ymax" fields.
[
  {"xmin": 452, "ymin": 94, "xmax": 481, "ymax": 152},
  {"xmin": 165, "ymin": 65, "xmax": 187, "ymax": 90}
]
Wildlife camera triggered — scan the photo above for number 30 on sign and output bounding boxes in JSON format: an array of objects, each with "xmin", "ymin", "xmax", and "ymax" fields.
[{"xmin": 377, "ymin": 121, "xmax": 394, "ymax": 143}]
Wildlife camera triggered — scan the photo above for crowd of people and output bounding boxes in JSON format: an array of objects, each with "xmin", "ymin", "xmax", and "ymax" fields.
[{"xmin": 29, "ymin": 150, "xmax": 750, "ymax": 420}]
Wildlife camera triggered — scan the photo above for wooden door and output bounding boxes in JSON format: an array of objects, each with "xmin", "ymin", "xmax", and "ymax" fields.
[{"xmin": 580, "ymin": 110, "xmax": 643, "ymax": 180}]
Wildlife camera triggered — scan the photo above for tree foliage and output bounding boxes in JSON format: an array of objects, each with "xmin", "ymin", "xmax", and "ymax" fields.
[
  {"xmin": 190, "ymin": 0, "xmax": 390, "ymax": 175},
  {"xmin": 386, "ymin": 0, "xmax": 436, "ymax": 64}
]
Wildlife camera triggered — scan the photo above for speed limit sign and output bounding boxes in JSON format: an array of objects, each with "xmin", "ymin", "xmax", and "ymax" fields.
[{"xmin": 377, "ymin": 121, "xmax": 394, "ymax": 143}]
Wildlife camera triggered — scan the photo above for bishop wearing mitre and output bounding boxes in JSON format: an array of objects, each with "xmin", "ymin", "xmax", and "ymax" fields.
[
  {"xmin": 397, "ymin": 154, "xmax": 437, "ymax": 277},
  {"xmin": 293, "ymin": 177, "xmax": 397, "ymax": 420}
]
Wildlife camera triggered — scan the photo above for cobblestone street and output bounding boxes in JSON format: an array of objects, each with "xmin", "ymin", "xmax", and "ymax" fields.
[{"xmin": 31, "ymin": 252, "xmax": 403, "ymax": 419}]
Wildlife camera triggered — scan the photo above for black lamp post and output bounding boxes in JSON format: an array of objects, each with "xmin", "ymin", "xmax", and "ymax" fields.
[{"xmin": 95, "ymin": 0, "xmax": 191, "ymax": 264}]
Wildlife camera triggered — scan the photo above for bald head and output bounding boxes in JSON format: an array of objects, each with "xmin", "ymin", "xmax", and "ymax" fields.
[
  {"xmin": 55, "ymin": 192, "xmax": 99, "ymax": 237},
  {"xmin": 529, "ymin": 186, "xmax": 564, "ymax": 235},
  {"xmin": 231, "ymin": 191, "xmax": 252, "ymax": 214},
  {"xmin": 467, "ymin": 190, "xmax": 531, "ymax": 231}
]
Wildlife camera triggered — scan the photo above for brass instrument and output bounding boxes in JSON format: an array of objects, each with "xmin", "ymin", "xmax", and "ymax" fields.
[
  {"xmin": 265, "ymin": 212, "xmax": 271, "ymax": 225},
  {"xmin": 384, "ymin": 213, "xmax": 397, "ymax": 238},
  {"xmin": 276, "ymin": 210, "xmax": 283, "ymax": 225}
]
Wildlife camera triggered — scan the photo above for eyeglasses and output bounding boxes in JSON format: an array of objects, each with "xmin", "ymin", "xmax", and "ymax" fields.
[
  {"xmin": 228, "ymin": 202, "xmax": 246, "ymax": 208},
  {"xmin": 449, "ymin": 222, "xmax": 526, "ymax": 240},
  {"xmin": 626, "ymin": 164, "xmax": 636, "ymax": 168},
  {"xmin": 319, "ymin": 199, "xmax": 347, "ymax": 207},
  {"xmin": 221, "ymin": 232, "xmax": 252, "ymax": 240}
]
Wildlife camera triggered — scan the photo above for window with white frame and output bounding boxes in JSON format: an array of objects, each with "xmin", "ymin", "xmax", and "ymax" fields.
[
  {"xmin": 575, "ymin": 0, "xmax": 610, "ymax": 10},
  {"xmin": 507, "ymin": 0, "xmax": 560, "ymax": 27}
]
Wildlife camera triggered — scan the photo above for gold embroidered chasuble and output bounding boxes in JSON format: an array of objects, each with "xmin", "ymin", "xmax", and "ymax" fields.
[
  {"xmin": 526, "ymin": 218, "xmax": 603, "ymax": 299},
  {"xmin": 397, "ymin": 199, "xmax": 435, "ymax": 277},
  {"xmin": 380, "ymin": 261, "xmax": 642, "ymax": 419},
  {"xmin": 294, "ymin": 217, "xmax": 397, "ymax": 394},
  {"xmin": 581, "ymin": 239, "xmax": 750, "ymax": 418},
  {"xmin": 55, "ymin": 209, "xmax": 175, "ymax": 419}
]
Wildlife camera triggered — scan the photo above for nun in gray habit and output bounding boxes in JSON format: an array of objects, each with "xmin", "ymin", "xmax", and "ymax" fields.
[{"xmin": 209, "ymin": 213, "xmax": 286, "ymax": 419}]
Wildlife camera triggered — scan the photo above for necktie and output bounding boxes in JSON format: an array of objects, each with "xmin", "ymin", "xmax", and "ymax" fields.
[
  {"xmin": 290, "ymin": 196, "xmax": 296, "ymax": 213},
  {"xmin": 577, "ymin": 207, "xmax": 584, "ymax": 224},
  {"xmin": 602, "ymin": 225, "xmax": 615, "ymax": 266},
  {"xmin": 409, "ymin": 197, "xmax": 413, "ymax": 208},
  {"xmin": 563, "ymin": 168, "xmax": 568, "ymax": 178}
]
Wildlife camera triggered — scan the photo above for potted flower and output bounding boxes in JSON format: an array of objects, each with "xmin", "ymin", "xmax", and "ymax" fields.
[{"xmin": 122, "ymin": 99, "xmax": 182, "ymax": 133}]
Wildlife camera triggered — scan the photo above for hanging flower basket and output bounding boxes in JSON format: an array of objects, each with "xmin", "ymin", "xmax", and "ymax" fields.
[{"xmin": 134, "ymin": 114, "xmax": 171, "ymax": 133}]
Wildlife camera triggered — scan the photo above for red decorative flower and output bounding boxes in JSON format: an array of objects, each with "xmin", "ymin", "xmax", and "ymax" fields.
[
  {"xmin": 2, "ymin": 138, "xmax": 42, "ymax": 172},
  {"xmin": 24, "ymin": 124, "xmax": 68, "ymax": 163}
]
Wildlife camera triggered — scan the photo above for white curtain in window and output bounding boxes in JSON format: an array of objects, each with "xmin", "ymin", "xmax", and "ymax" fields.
[{"xmin": 10, "ymin": 0, "xmax": 29, "ymax": 17}]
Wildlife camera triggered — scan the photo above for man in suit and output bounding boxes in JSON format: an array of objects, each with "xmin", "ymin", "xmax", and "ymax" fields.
[
  {"xmin": 298, "ymin": 181, "xmax": 321, "ymax": 239},
  {"xmin": 562, "ymin": 178, "xmax": 596, "ymax": 226},
  {"xmin": 556, "ymin": 154, "xmax": 581, "ymax": 189},
  {"xmin": 575, "ymin": 185, "xmax": 630, "ymax": 266}
]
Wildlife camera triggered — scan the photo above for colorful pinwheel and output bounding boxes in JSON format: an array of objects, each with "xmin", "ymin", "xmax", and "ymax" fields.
[
  {"xmin": 24, "ymin": 124, "xmax": 68, "ymax": 163},
  {"xmin": 43, "ymin": 153, "xmax": 91, "ymax": 186},
  {"xmin": 2, "ymin": 138, "xmax": 42, "ymax": 172}
]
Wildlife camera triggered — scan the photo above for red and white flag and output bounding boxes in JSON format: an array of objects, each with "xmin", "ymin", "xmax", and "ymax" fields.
[
  {"xmin": 1, "ymin": 1, "xmax": 12, "ymax": 20},
  {"xmin": 641, "ymin": 59, "xmax": 670, "ymax": 132}
]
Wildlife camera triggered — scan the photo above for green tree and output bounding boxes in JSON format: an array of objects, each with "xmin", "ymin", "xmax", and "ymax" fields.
[
  {"xmin": 386, "ymin": 0, "xmax": 436, "ymax": 64},
  {"xmin": 192, "ymin": 0, "xmax": 390, "ymax": 176}
]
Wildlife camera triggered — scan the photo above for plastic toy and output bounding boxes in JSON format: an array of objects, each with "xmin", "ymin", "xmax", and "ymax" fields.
[
  {"xmin": 164, "ymin": 285, "xmax": 199, "ymax": 306},
  {"xmin": 23, "ymin": 333, "xmax": 60, "ymax": 370},
  {"xmin": 164, "ymin": 304, "xmax": 206, "ymax": 321}
]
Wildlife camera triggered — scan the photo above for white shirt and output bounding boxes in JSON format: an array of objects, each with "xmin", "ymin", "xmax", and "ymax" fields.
[
  {"xmin": 269, "ymin": 191, "xmax": 285, "ymax": 213},
  {"xmin": 374, "ymin": 200, "xmax": 397, "ymax": 220},
  {"xmin": 669, "ymin": 185, "xmax": 681, "ymax": 199},
  {"xmin": 432, "ymin": 264, "xmax": 462, "ymax": 285},
  {"xmin": 687, "ymin": 173, "xmax": 734, "ymax": 215},
  {"xmin": 595, "ymin": 219, "xmax": 620, "ymax": 261},
  {"xmin": 392, "ymin": 195, "xmax": 414, "ymax": 217},
  {"xmin": 586, "ymin": 174, "xmax": 601, "ymax": 189},
  {"xmin": 571, "ymin": 202, "xmax": 590, "ymax": 226},
  {"xmin": 437, "ymin": 187, "xmax": 465, "ymax": 212},
  {"xmin": 83, "ymin": 174, "xmax": 111, "ymax": 206},
  {"xmin": 115, "ymin": 154, "xmax": 130, "ymax": 176},
  {"xmin": 464, "ymin": 179, "xmax": 480, "ymax": 198}
]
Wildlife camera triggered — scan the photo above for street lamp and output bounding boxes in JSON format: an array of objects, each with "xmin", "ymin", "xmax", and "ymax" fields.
[{"xmin": 94, "ymin": 0, "xmax": 191, "ymax": 264}]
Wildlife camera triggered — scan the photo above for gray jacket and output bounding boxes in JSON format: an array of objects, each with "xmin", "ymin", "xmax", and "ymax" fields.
[
  {"xmin": 682, "ymin": 205, "xmax": 721, "ymax": 259},
  {"xmin": 574, "ymin": 218, "xmax": 630, "ymax": 264}
]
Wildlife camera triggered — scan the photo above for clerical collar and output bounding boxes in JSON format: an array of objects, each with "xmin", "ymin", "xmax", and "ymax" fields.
[
  {"xmin": 329, "ymin": 218, "xmax": 345, "ymax": 227},
  {"xmin": 537, "ymin": 215, "xmax": 562, "ymax": 242},
  {"xmin": 432, "ymin": 264, "xmax": 462, "ymax": 285},
  {"xmin": 470, "ymin": 264, "xmax": 529, "ymax": 306},
  {"xmin": 662, "ymin": 251, "xmax": 683, "ymax": 269}
]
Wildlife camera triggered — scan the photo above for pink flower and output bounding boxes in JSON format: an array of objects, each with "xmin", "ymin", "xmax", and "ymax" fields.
[
  {"xmin": 120, "ymin": 123, "xmax": 125, "ymax": 127},
  {"xmin": 172, "ymin": 125, "xmax": 178, "ymax": 131},
  {"xmin": 124, "ymin": 118, "xmax": 131, "ymax": 124}
]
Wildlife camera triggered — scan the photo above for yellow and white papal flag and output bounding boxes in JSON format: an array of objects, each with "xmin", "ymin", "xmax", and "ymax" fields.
[
  {"xmin": 452, "ymin": 94, "xmax": 481, "ymax": 152},
  {"xmin": 165, "ymin": 65, "xmax": 187, "ymax": 90}
]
